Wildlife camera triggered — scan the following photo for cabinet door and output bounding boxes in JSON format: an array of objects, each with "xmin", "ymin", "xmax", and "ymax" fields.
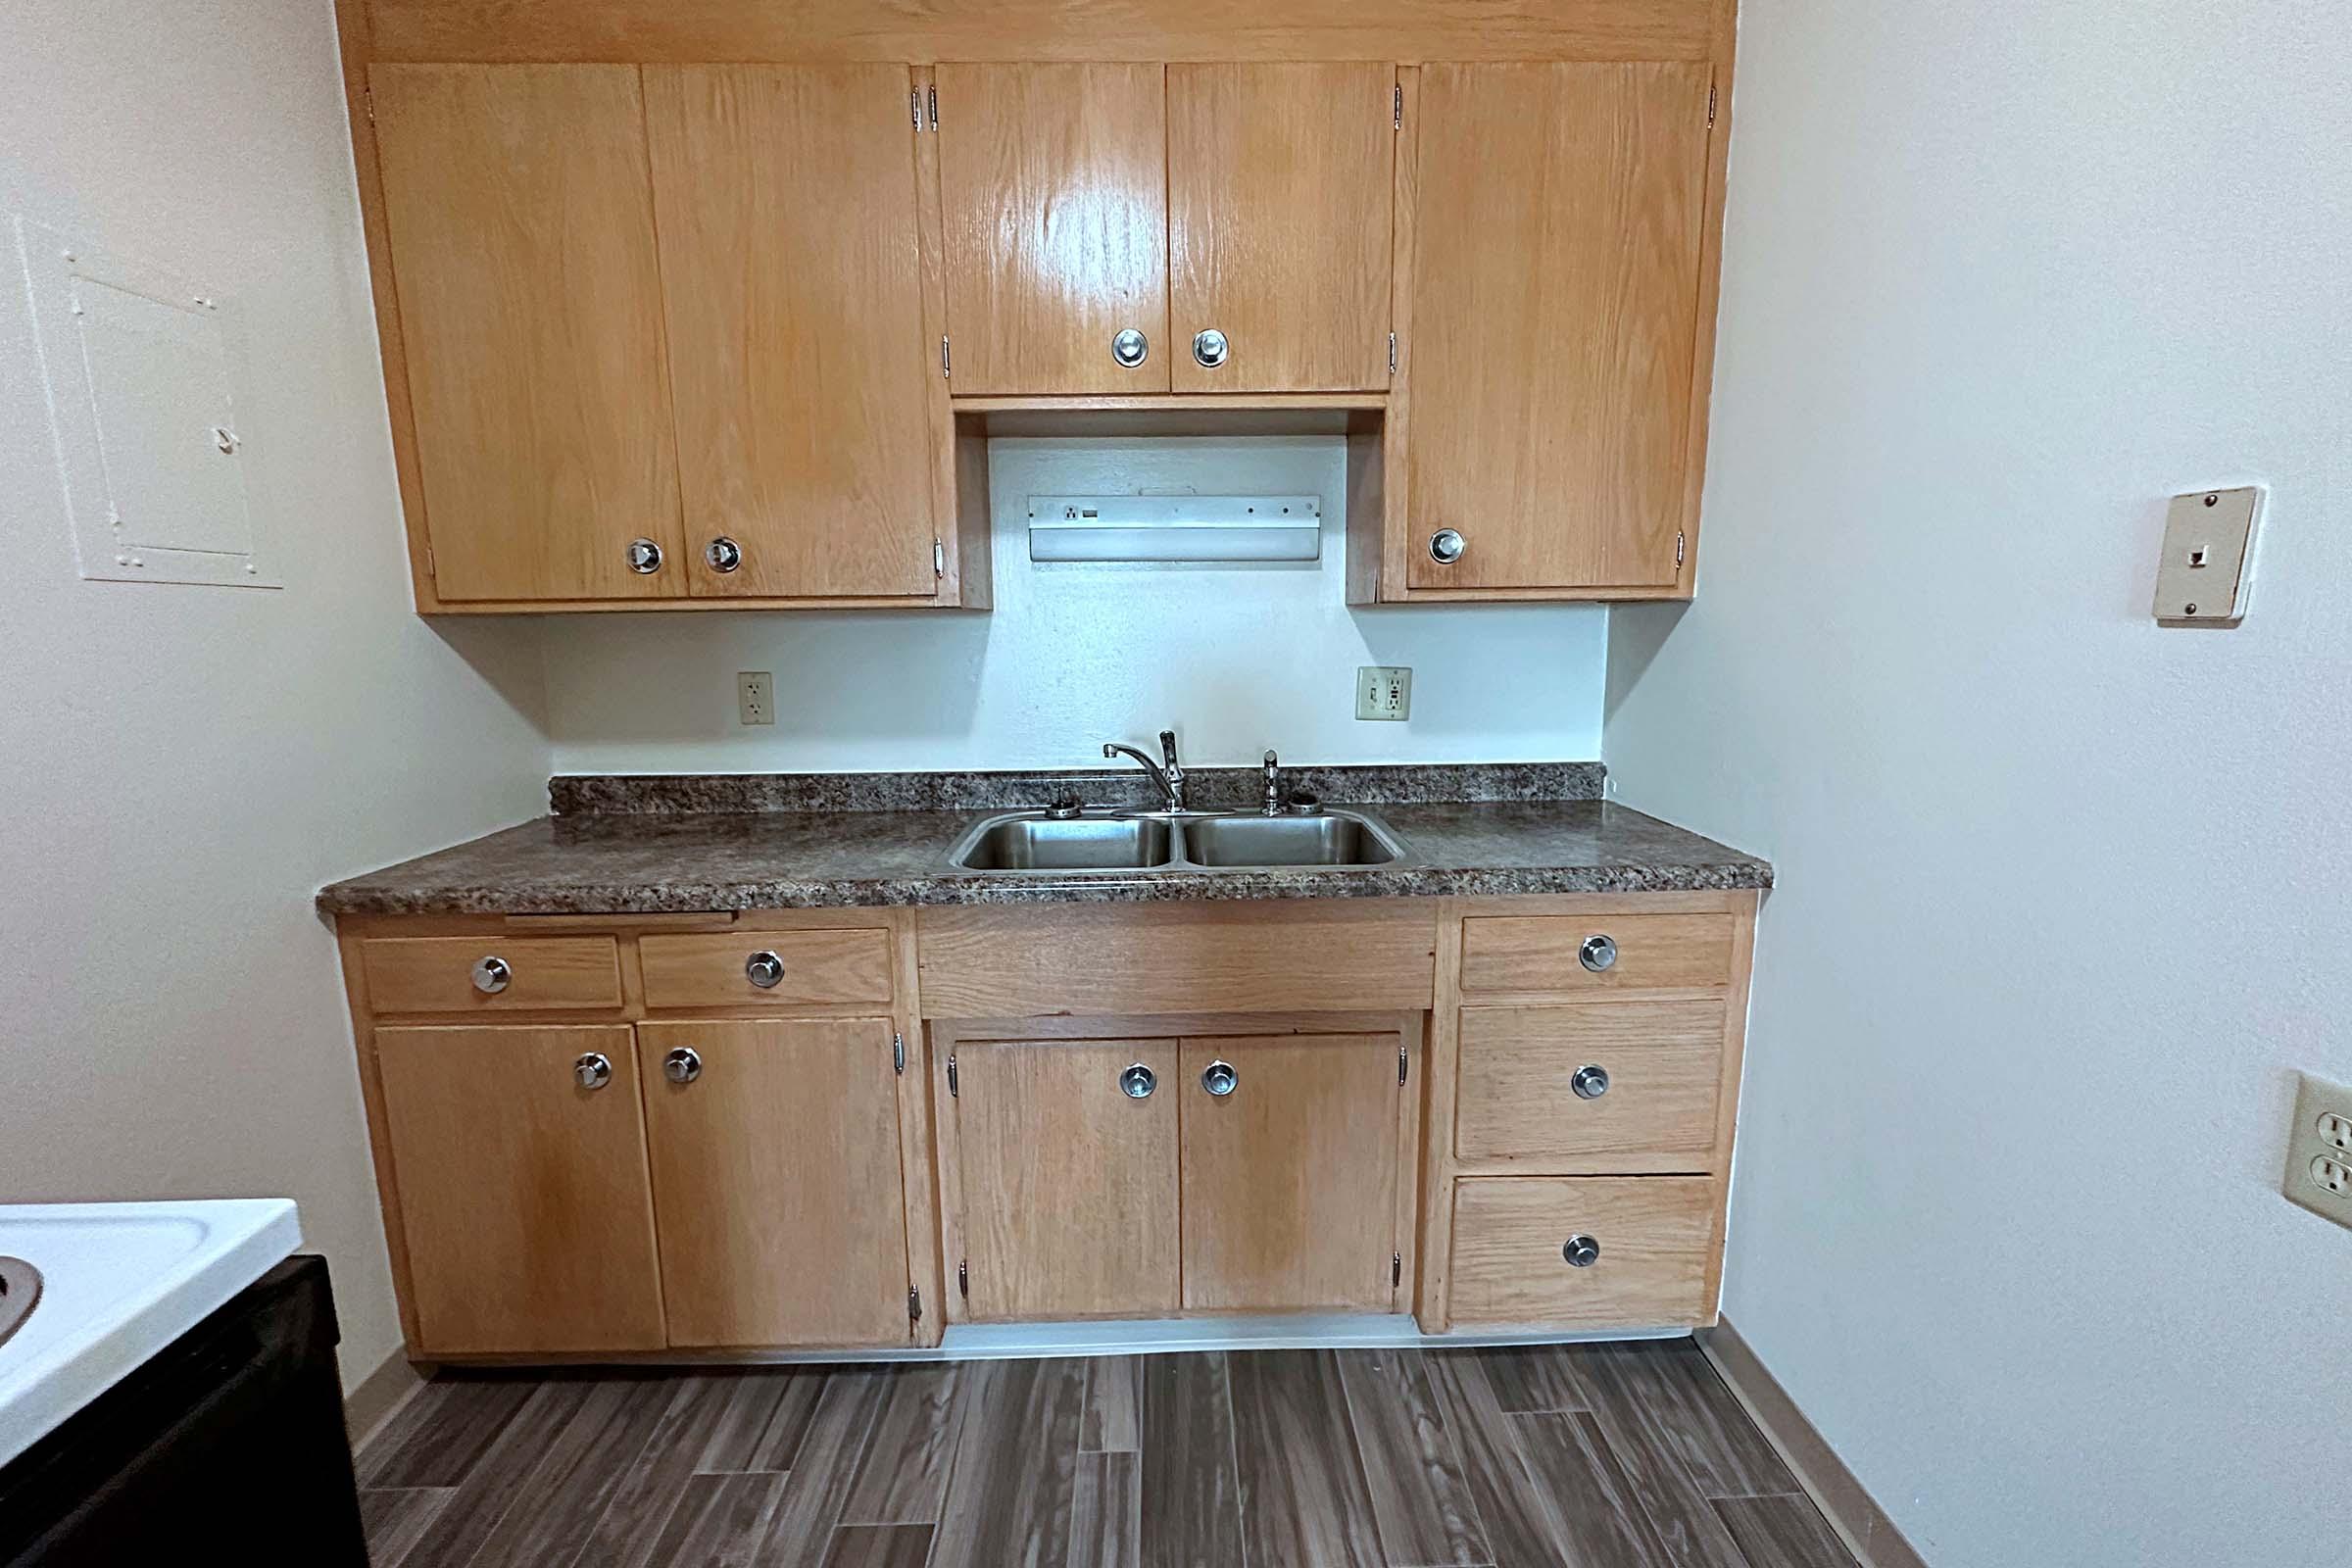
[
  {"xmin": 645, "ymin": 67, "xmax": 943, "ymax": 600},
  {"xmin": 374, "ymin": 1025, "xmax": 664, "ymax": 1353},
  {"xmin": 1167, "ymin": 64, "xmax": 1396, "ymax": 393},
  {"xmin": 370, "ymin": 65, "xmax": 684, "ymax": 603},
  {"xmin": 952, "ymin": 1040, "xmax": 1179, "ymax": 1318},
  {"xmin": 937, "ymin": 65, "xmax": 1168, "ymax": 394},
  {"xmin": 1406, "ymin": 63, "xmax": 1712, "ymax": 591},
  {"xmin": 637, "ymin": 1019, "xmax": 909, "ymax": 1348},
  {"xmin": 1178, "ymin": 1035, "xmax": 1399, "ymax": 1311}
]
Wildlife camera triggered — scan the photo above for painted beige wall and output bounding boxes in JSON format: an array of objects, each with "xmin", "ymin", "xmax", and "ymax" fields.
[
  {"xmin": 1605, "ymin": 1, "xmax": 2351, "ymax": 1563},
  {"xmin": 0, "ymin": 1, "xmax": 549, "ymax": 1388}
]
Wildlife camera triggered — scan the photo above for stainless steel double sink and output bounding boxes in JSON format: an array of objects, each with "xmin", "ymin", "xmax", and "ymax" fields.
[{"xmin": 947, "ymin": 808, "xmax": 1410, "ymax": 873}]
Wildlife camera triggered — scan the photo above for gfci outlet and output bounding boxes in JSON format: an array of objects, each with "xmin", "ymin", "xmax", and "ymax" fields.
[
  {"xmin": 737, "ymin": 671, "xmax": 775, "ymax": 726},
  {"xmin": 1357, "ymin": 665, "xmax": 1411, "ymax": 721},
  {"xmin": 2282, "ymin": 1071, "xmax": 2352, "ymax": 1231}
]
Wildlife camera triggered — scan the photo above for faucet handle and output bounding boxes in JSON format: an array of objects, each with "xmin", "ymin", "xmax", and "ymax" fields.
[{"xmin": 1158, "ymin": 728, "xmax": 1181, "ymax": 767}]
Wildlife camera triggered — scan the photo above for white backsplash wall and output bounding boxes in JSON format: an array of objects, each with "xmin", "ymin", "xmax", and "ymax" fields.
[{"xmin": 544, "ymin": 436, "xmax": 1607, "ymax": 774}]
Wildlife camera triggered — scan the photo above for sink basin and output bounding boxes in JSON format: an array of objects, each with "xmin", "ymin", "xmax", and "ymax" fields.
[
  {"xmin": 1181, "ymin": 812, "xmax": 1403, "ymax": 867},
  {"xmin": 948, "ymin": 808, "xmax": 1407, "ymax": 873},
  {"xmin": 951, "ymin": 814, "xmax": 1175, "ymax": 870}
]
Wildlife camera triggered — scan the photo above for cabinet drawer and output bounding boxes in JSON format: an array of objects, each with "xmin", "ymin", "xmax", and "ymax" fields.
[
  {"xmin": 1458, "ymin": 913, "xmax": 1734, "ymax": 995},
  {"xmin": 1448, "ymin": 1176, "xmax": 1716, "ymax": 1328},
  {"xmin": 639, "ymin": 929, "xmax": 892, "ymax": 1009},
  {"xmin": 362, "ymin": 936, "xmax": 622, "ymax": 1013},
  {"xmin": 1455, "ymin": 1002, "xmax": 1724, "ymax": 1170}
]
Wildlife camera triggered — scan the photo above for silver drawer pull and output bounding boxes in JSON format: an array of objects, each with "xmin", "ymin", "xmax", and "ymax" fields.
[
  {"xmin": 1563, "ymin": 1234, "xmax": 1600, "ymax": 1268},
  {"xmin": 1571, "ymin": 1064, "xmax": 1610, "ymax": 1100},
  {"xmin": 573, "ymin": 1053, "xmax": 613, "ymax": 1091},
  {"xmin": 745, "ymin": 951, "xmax": 785, "ymax": 989},
  {"xmin": 470, "ymin": 955, "xmax": 511, "ymax": 995},
  {"xmin": 1579, "ymin": 934, "xmax": 1618, "ymax": 972},
  {"xmin": 1119, "ymin": 1063, "xmax": 1156, "ymax": 1100}
]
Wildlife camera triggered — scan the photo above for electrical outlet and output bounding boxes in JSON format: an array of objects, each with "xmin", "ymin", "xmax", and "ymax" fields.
[
  {"xmin": 2282, "ymin": 1071, "xmax": 2352, "ymax": 1230},
  {"xmin": 1356, "ymin": 665, "xmax": 1411, "ymax": 721},
  {"xmin": 737, "ymin": 671, "xmax": 774, "ymax": 726}
]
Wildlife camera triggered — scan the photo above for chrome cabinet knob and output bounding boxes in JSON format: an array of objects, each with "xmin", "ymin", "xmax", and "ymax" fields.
[
  {"xmin": 1119, "ymin": 1063, "xmax": 1157, "ymax": 1100},
  {"xmin": 1200, "ymin": 1059, "xmax": 1239, "ymax": 1098},
  {"xmin": 706, "ymin": 536, "xmax": 743, "ymax": 573},
  {"xmin": 573, "ymin": 1053, "xmax": 613, "ymax": 1091},
  {"xmin": 470, "ymin": 956, "xmax": 512, "ymax": 995},
  {"xmin": 662, "ymin": 1047, "xmax": 703, "ymax": 1085},
  {"xmin": 1571, "ymin": 1064, "xmax": 1611, "ymax": 1100},
  {"xmin": 1428, "ymin": 528, "xmax": 1466, "ymax": 564},
  {"xmin": 626, "ymin": 537, "xmax": 664, "ymax": 573},
  {"xmin": 1111, "ymin": 327, "xmax": 1149, "ymax": 368},
  {"xmin": 1563, "ymin": 1234, "xmax": 1601, "ymax": 1268},
  {"xmin": 1192, "ymin": 328, "xmax": 1229, "ymax": 368},
  {"xmin": 1579, "ymin": 934, "xmax": 1618, "ymax": 972},
  {"xmin": 744, "ymin": 950, "xmax": 785, "ymax": 989}
]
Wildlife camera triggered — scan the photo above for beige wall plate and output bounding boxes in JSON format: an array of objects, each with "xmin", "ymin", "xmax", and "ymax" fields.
[{"xmin": 2153, "ymin": 485, "xmax": 2261, "ymax": 624}]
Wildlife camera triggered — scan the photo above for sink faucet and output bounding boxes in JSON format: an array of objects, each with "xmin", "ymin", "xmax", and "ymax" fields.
[{"xmin": 1102, "ymin": 729, "xmax": 1187, "ymax": 811}]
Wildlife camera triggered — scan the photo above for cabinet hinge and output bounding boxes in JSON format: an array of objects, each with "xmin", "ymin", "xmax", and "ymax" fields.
[
  {"xmin": 893, "ymin": 1031, "xmax": 906, "ymax": 1074},
  {"xmin": 1398, "ymin": 1045, "xmax": 1408, "ymax": 1086},
  {"xmin": 909, "ymin": 89, "xmax": 922, "ymax": 130},
  {"xmin": 423, "ymin": 545, "xmax": 436, "ymax": 578},
  {"xmin": 1388, "ymin": 332, "xmax": 1397, "ymax": 376},
  {"xmin": 946, "ymin": 1053, "xmax": 958, "ymax": 1098},
  {"xmin": 908, "ymin": 1287, "xmax": 922, "ymax": 1323},
  {"xmin": 1393, "ymin": 84, "xmax": 1402, "ymax": 130},
  {"xmin": 364, "ymin": 85, "xmax": 375, "ymax": 125},
  {"xmin": 928, "ymin": 84, "xmax": 939, "ymax": 129},
  {"xmin": 1707, "ymin": 84, "xmax": 1718, "ymax": 128},
  {"xmin": 1392, "ymin": 1251, "xmax": 1402, "ymax": 1288},
  {"xmin": 941, "ymin": 335, "xmax": 952, "ymax": 379},
  {"xmin": 1676, "ymin": 530, "xmax": 1687, "ymax": 567},
  {"xmin": 957, "ymin": 1259, "xmax": 969, "ymax": 1298},
  {"xmin": 933, "ymin": 539, "xmax": 946, "ymax": 578}
]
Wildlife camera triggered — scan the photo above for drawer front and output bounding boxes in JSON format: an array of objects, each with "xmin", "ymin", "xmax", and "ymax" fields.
[
  {"xmin": 639, "ymin": 928, "xmax": 893, "ymax": 1009},
  {"xmin": 1454, "ymin": 1001, "xmax": 1724, "ymax": 1169},
  {"xmin": 1458, "ymin": 912, "xmax": 1734, "ymax": 995},
  {"xmin": 1448, "ymin": 1176, "xmax": 1717, "ymax": 1328},
  {"xmin": 362, "ymin": 936, "xmax": 621, "ymax": 1013}
]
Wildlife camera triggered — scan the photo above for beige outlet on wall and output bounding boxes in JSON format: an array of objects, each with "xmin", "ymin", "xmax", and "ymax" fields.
[
  {"xmin": 2282, "ymin": 1071, "xmax": 2352, "ymax": 1231},
  {"xmin": 737, "ymin": 671, "xmax": 774, "ymax": 726}
]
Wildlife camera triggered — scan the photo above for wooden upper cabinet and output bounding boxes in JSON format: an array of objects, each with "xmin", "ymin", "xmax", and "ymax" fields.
[
  {"xmin": 1405, "ymin": 63, "xmax": 1714, "ymax": 592},
  {"xmin": 1167, "ymin": 64, "xmax": 1396, "ymax": 393},
  {"xmin": 636, "ymin": 1018, "xmax": 910, "ymax": 1348},
  {"xmin": 644, "ymin": 67, "xmax": 944, "ymax": 599},
  {"xmin": 951, "ymin": 1039, "xmax": 1180, "ymax": 1319},
  {"xmin": 374, "ymin": 1024, "xmax": 666, "ymax": 1354},
  {"xmin": 369, "ymin": 65, "xmax": 684, "ymax": 603},
  {"xmin": 936, "ymin": 64, "xmax": 1170, "ymax": 394}
]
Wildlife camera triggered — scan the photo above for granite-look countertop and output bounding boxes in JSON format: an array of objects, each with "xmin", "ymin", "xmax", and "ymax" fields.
[{"xmin": 316, "ymin": 794, "xmax": 1771, "ymax": 917}]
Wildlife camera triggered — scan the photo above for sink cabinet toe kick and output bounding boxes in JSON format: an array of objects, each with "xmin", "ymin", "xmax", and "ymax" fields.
[{"xmin": 330, "ymin": 891, "xmax": 1756, "ymax": 1358}]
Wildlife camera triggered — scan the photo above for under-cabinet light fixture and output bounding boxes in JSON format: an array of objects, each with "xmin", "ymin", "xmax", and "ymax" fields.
[{"xmin": 1026, "ymin": 494, "xmax": 1321, "ymax": 563}]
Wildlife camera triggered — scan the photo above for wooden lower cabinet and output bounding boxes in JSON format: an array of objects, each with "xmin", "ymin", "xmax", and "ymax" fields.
[
  {"xmin": 636, "ymin": 1018, "xmax": 910, "ymax": 1348},
  {"xmin": 1447, "ymin": 1176, "xmax": 1717, "ymax": 1328},
  {"xmin": 374, "ymin": 1024, "xmax": 667, "ymax": 1355},
  {"xmin": 1178, "ymin": 1035, "xmax": 1400, "ymax": 1311},
  {"xmin": 950, "ymin": 1039, "xmax": 1181, "ymax": 1320}
]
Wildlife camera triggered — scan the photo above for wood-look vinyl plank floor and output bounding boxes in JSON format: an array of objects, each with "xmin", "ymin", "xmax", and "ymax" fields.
[{"xmin": 355, "ymin": 1342, "xmax": 1859, "ymax": 1568}]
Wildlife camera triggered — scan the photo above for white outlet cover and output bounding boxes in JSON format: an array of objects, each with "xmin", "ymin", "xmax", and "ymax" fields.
[
  {"xmin": 737, "ymin": 671, "xmax": 774, "ymax": 726},
  {"xmin": 2282, "ymin": 1071, "xmax": 2352, "ymax": 1231},
  {"xmin": 1356, "ymin": 665, "xmax": 1411, "ymax": 721}
]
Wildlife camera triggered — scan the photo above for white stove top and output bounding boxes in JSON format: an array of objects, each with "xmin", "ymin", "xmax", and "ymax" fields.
[{"xmin": 0, "ymin": 1200, "xmax": 301, "ymax": 1469}]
